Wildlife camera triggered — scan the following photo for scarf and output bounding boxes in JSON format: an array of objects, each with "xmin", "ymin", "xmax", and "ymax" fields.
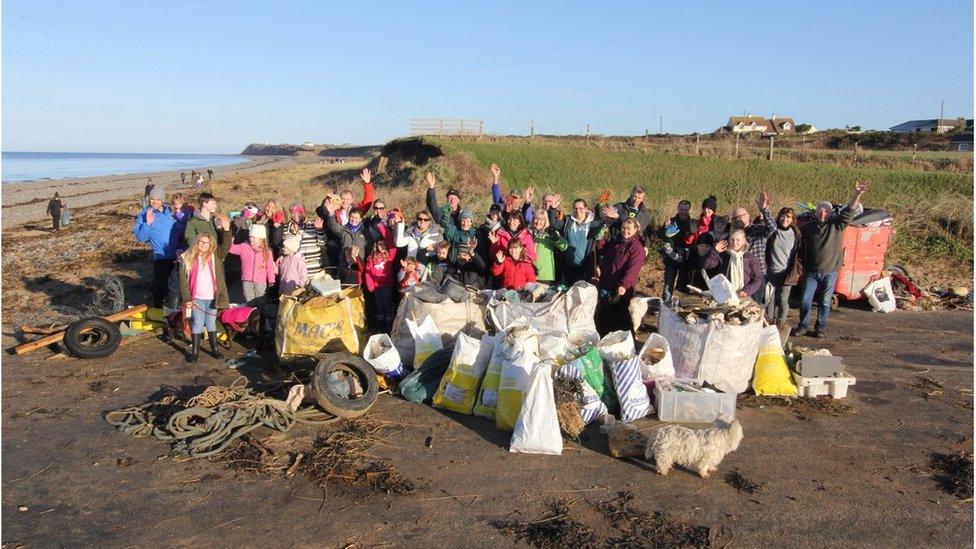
[
  {"xmin": 729, "ymin": 250, "xmax": 745, "ymax": 292},
  {"xmin": 346, "ymin": 220, "xmax": 363, "ymax": 233}
]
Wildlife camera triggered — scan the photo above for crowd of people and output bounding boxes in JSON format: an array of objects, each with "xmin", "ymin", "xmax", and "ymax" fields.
[{"xmin": 133, "ymin": 162, "xmax": 871, "ymax": 362}]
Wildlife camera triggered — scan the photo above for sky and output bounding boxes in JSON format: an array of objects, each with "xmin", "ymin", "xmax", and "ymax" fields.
[{"xmin": 2, "ymin": 0, "xmax": 973, "ymax": 153}]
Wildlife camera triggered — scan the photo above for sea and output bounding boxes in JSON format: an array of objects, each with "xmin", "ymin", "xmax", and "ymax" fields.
[{"xmin": 1, "ymin": 151, "xmax": 249, "ymax": 183}]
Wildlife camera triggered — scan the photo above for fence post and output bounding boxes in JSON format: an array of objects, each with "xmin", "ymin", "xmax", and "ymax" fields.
[
  {"xmin": 768, "ymin": 136, "xmax": 774, "ymax": 161},
  {"xmin": 695, "ymin": 134, "xmax": 701, "ymax": 156},
  {"xmin": 479, "ymin": 120, "xmax": 484, "ymax": 140},
  {"xmin": 644, "ymin": 129, "xmax": 648, "ymax": 153},
  {"xmin": 912, "ymin": 143, "xmax": 917, "ymax": 162},
  {"xmin": 586, "ymin": 124, "xmax": 590, "ymax": 141},
  {"xmin": 734, "ymin": 133, "xmax": 740, "ymax": 158},
  {"xmin": 853, "ymin": 141, "xmax": 859, "ymax": 163},
  {"xmin": 531, "ymin": 120, "xmax": 535, "ymax": 139}
]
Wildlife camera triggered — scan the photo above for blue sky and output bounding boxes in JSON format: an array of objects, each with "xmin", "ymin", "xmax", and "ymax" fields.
[{"xmin": 3, "ymin": 0, "xmax": 973, "ymax": 153}]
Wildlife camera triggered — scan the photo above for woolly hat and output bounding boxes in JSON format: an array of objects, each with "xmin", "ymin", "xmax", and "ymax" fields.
[
  {"xmin": 697, "ymin": 233, "xmax": 715, "ymax": 247},
  {"xmin": 446, "ymin": 188, "xmax": 461, "ymax": 200},
  {"xmin": 489, "ymin": 203, "xmax": 502, "ymax": 214},
  {"xmin": 242, "ymin": 205, "xmax": 259, "ymax": 219},
  {"xmin": 283, "ymin": 235, "xmax": 301, "ymax": 254},
  {"xmin": 459, "ymin": 210, "xmax": 473, "ymax": 221},
  {"xmin": 702, "ymin": 195, "xmax": 718, "ymax": 212},
  {"xmin": 148, "ymin": 186, "xmax": 165, "ymax": 200},
  {"xmin": 249, "ymin": 223, "xmax": 268, "ymax": 240}
]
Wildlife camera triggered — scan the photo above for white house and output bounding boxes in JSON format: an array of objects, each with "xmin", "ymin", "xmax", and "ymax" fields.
[{"xmin": 727, "ymin": 115, "xmax": 769, "ymax": 134}]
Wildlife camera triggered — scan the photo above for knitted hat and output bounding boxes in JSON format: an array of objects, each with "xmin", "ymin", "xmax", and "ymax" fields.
[
  {"xmin": 446, "ymin": 188, "xmax": 461, "ymax": 200},
  {"xmin": 702, "ymin": 195, "xmax": 718, "ymax": 212},
  {"xmin": 249, "ymin": 223, "xmax": 267, "ymax": 240},
  {"xmin": 148, "ymin": 186, "xmax": 165, "ymax": 200},
  {"xmin": 283, "ymin": 235, "xmax": 301, "ymax": 254},
  {"xmin": 243, "ymin": 205, "xmax": 259, "ymax": 219},
  {"xmin": 697, "ymin": 233, "xmax": 715, "ymax": 247},
  {"xmin": 489, "ymin": 203, "xmax": 502, "ymax": 214},
  {"xmin": 459, "ymin": 210, "xmax": 473, "ymax": 221}
]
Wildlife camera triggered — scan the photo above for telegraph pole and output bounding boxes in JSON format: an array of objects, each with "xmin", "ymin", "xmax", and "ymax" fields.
[
  {"xmin": 939, "ymin": 100, "xmax": 945, "ymax": 133},
  {"xmin": 659, "ymin": 115, "xmax": 663, "ymax": 134}
]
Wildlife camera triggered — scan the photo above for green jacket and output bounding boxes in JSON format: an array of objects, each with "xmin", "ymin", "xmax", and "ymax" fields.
[
  {"xmin": 180, "ymin": 227, "xmax": 233, "ymax": 309},
  {"xmin": 530, "ymin": 228, "xmax": 569, "ymax": 282},
  {"xmin": 443, "ymin": 220, "xmax": 479, "ymax": 262},
  {"xmin": 184, "ymin": 213, "xmax": 218, "ymax": 247}
]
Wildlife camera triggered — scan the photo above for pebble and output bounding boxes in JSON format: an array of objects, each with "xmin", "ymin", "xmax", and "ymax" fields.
[{"xmin": 18, "ymin": 506, "xmax": 28, "ymax": 512}]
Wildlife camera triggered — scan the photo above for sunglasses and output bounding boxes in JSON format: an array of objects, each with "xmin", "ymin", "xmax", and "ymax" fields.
[
  {"xmin": 417, "ymin": 217, "xmax": 431, "ymax": 222},
  {"xmin": 374, "ymin": 205, "xmax": 387, "ymax": 210}
]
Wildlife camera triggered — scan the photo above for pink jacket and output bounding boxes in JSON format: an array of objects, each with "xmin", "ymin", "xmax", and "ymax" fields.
[
  {"xmin": 364, "ymin": 252, "xmax": 396, "ymax": 291},
  {"xmin": 229, "ymin": 242, "xmax": 277, "ymax": 284},
  {"xmin": 277, "ymin": 252, "xmax": 308, "ymax": 294}
]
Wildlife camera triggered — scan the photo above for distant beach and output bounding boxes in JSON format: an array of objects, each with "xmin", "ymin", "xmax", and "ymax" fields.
[
  {"xmin": 0, "ymin": 155, "xmax": 317, "ymax": 228},
  {"xmin": 1, "ymin": 151, "xmax": 250, "ymax": 184}
]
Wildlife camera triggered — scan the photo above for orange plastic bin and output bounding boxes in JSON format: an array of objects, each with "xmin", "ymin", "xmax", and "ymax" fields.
[{"xmin": 833, "ymin": 224, "xmax": 893, "ymax": 301}]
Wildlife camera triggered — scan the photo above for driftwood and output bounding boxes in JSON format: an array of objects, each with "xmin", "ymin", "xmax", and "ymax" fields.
[{"xmin": 13, "ymin": 305, "xmax": 148, "ymax": 355}]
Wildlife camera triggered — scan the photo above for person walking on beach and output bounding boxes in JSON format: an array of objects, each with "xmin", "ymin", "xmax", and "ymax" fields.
[
  {"xmin": 46, "ymin": 192, "xmax": 65, "ymax": 232},
  {"xmin": 180, "ymin": 172, "xmax": 187, "ymax": 186},
  {"xmin": 207, "ymin": 169, "xmax": 214, "ymax": 181}
]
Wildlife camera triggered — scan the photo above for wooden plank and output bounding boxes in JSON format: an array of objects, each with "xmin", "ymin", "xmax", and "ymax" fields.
[{"xmin": 13, "ymin": 305, "xmax": 149, "ymax": 355}]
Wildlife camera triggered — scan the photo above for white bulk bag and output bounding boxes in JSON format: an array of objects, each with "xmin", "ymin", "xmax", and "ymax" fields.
[
  {"xmin": 658, "ymin": 305, "xmax": 761, "ymax": 394},
  {"xmin": 488, "ymin": 281, "xmax": 598, "ymax": 335}
]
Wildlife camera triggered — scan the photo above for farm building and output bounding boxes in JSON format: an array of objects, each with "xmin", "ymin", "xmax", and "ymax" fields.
[
  {"xmin": 724, "ymin": 115, "xmax": 797, "ymax": 135},
  {"xmin": 949, "ymin": 133, "xmax": 973, "ymax": 152},
  {"xmin": 889, "ymin": 118, "xmax": 972, "ymax": 134}
]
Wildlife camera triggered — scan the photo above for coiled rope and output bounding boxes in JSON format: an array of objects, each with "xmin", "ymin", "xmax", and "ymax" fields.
[{"xmin": 104, "ymin": 377, "xmax": 338, "ymax": 458}]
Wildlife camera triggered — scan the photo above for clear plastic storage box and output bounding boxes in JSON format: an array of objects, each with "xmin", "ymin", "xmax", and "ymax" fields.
[{"xmin": 654, "ymin": 379, "xmax": 737, "ymax": 423}]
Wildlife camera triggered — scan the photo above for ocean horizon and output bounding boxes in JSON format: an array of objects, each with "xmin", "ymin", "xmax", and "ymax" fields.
[{"xmin": 1, "ymin": 151, "xmax": 249, "ymax": 183}]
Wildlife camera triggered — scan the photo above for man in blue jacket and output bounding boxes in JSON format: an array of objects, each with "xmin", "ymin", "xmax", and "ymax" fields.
[{"xmin": 134, "ymin": 186, "xmax": 178, "ymax": 307}]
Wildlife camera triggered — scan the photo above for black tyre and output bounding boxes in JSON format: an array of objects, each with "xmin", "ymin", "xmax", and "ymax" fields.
[
  {"xmin": 62, "ymin": 317, "xmax": 122, "ymax": 359},
  {"xmin": 311, "ymin": 352, "xmax": 379, "ymax": 419}
]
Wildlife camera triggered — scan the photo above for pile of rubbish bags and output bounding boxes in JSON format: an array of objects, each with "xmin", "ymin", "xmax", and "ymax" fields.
[{"xmin": 361, "ymin": 278, "xmax": 841, "ymax": 457}]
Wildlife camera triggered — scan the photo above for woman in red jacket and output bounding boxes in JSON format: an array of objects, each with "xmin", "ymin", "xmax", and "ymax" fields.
[
  {"xmin": 490, "ymin": 239, "xmax": 536, "ymax": 290},
  {"xmin": 595, "ymin": 218, "xmax": 646, "ymax": 335}
]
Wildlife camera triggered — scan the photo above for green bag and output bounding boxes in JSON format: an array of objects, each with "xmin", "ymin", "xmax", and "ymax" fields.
[
  {"xmin": 399, "ymin": 347, "xmax": 453, "ymax": 404},
  {"xmin": 569, "ymin": 345, "xmax": 619, "ymax": 415}
]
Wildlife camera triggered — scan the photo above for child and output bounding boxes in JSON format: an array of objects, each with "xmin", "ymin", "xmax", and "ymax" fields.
[
  {"xmin": 365, "ymin": 239, "xmax": 396, "ymax": 332},
  {"xmin": 422, "ymin": 241, "xmax": 453, "ymax": 286},
  {"xmin": 228, "ymin": 224, "xmax": 277, "ymax": 303},
  {"xmin": 528, "ymin": 212, "xmax": 568, "ymax": 284},
  {"xmin": 453, "ymin": 244, "xmax": 486, "ymax": 289},
  {"xmin": 277, "ymin": 235, "xmax": 308, "ymax": 294},
  {"xmin": 399, "ymin": 257, "xmax": 422, "ymax": 291},
  {"xmin": 341, "ymin": 245, "xmax": 366, "ymax": 286},
  {"xmin": 490, "ymin": 239, "xmax": 536, "ymax": 290}
]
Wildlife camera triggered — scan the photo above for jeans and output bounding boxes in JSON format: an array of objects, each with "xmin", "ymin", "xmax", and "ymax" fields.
[
  {"xmin": 152, "ymin": 259, "xmax": 176, "ymax": 308},
  {"xmin": 662, "ymin": 263, "xmax": 680, "ymax": 302},
  {"xmin": 373, "ymin": 286, "xmax": 395, "ymax": 325},
  {"xmin": 765, "ymin": 271, "xmax": 793, "ymax": 325},
  {"xmin": 798, "ymin": 271, "xmax": 838, "ymax": 332},
  {"xmin": 749, "ymin": 273, "xmax": 767, "ymax": 305},
  {"xmin": 190, "ymin": 298, "xmax": 218, "ymax": 334}
]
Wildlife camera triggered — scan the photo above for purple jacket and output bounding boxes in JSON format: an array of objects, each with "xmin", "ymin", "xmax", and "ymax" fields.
[
  {"xmin": 598, "ymin": 234, "xmax": 645, "ymax": 292},
  {"xmin": 701, "ymin": 249, "xmax": 762, "ymax": 296}
]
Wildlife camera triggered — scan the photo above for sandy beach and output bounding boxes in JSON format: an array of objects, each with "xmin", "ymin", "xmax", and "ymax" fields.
[{"xmin": 0, "ymin": 155, "xmax": 318, "ymax": 229}]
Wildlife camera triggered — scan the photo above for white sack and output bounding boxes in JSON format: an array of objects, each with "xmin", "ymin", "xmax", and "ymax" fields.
[
  {"xmin": 406, "ymin": 315, "xmax": 444, "ymax": 369},
  {"xmin": 610, "ymin": 357, "xmax": 653, "ymax": 422},
  {"xmin": 363, "ymin": 334, "xmax": 406, "ymax": 381},
  {"xmin": 863, "ymin": 277, "xmax": 896, "ymax": 313},
  {"xmin": 597, "ymin": 330, "xmax": 636, "ymax": 363},
  {"xmin": 637, "ymin": 333, "xmax": 675, "ymax": 381},
  {"xmin": 510, "ymin": 363, "xmax": 563, "ymax": 455}
]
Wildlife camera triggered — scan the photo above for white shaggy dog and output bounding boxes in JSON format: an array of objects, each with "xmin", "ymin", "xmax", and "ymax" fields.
[{"xmin": 645, "ymin": 419, "xmax": 743, "ymax": 478}]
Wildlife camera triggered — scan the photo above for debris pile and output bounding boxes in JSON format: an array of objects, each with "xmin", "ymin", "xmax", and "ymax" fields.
[{"xmin": 930, "ymin": 451, "xmax": 974, "ymax": 500}]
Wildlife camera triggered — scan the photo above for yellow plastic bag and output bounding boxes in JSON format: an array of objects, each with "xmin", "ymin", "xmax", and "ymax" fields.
[
  {"xmin": 275, "ymin": 286, "xmax": 366, "ymax": 361},
  {"xmin": 473, "ymin": 339, "xmax": 506, "ymax": 419},
  {"xmin": 433, "ymin": 334, "xmax": 496, "ymax": 414},
  {"xmin": 752, "ymin": 326, "xmax": 797, "ymax": 397}
]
